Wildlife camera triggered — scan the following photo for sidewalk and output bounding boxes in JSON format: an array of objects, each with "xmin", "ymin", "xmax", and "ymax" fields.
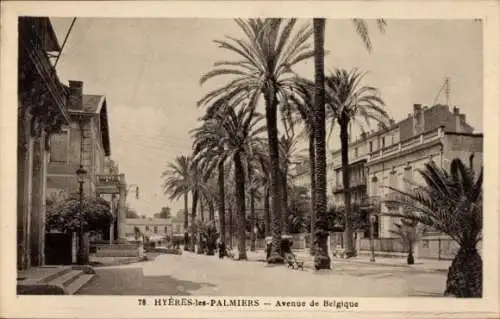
[
  {"xmin": 89, "ymin": 253, "xmax": 158, "ymax": 267},
  {"xmin": 245, "ymin": 249, "xmax": 450, "ymax": 273}
]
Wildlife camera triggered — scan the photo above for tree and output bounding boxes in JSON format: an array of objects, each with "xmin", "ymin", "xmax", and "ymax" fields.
[
  {"xmin": 199, "ymin": 19, "xmax": 314, "ymax": 264},
  {"xmin": 155, "ymin": 206, "xmax": 171, "ymax": 219},
  {"xmin": 125, "ymin": 204, "xmax": 140, "ymax": 219},
  {"xmin": 162, "ymin": 155, "xmax": 191, "ymax": 251},
  {"xmin": 288, "ymin": 185, "xmax": 311, "ymax": 233},
  {"xmin": 288, "ymin": 79, "xmax": 317, "ymax": 254},
  {"xmin": 389, "ymin": 219, "xmax": 422, "ymax": 265},
  {"xmin": 325, "ymin": 68, "xmax": 388, "ymax": 257},
  {"xmin": 385, "ymin": 158, "xmax": 483, "ymax": 297},
  {"xmin": 311, "ymin": 18, "xmax": 331, "ymax": 270},
  {"xmin": 46, "ymin": 196, "xmax": 113, "ymax": 234},
  {"xmin": 192, "ymin": 105, "xmax": 266, "ymax": 260},
  {"xmin": 278, "ymin": 134, "xmax": 301, "ymax": 234}
]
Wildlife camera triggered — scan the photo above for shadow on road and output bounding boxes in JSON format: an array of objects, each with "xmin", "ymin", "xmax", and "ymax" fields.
[{"xmin": 77, "ymin": 268, "xmax": 216, "ymax": 295}]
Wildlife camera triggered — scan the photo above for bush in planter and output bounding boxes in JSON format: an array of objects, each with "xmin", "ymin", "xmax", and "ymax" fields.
[{"xmin": 265, "ymin": 236, "xmax": 293, "ymax": 261}]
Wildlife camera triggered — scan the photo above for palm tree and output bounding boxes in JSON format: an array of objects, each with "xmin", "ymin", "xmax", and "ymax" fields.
[
  {"xmin": 325, "ymin": 68, "xmax": 388, "ymax": 257},
  {"xmin": 199, "ymin": 19, "xmax": 315, "ymax": 264},
  {"xmin": 389, "ymin": 219, "xmax": 422, "ymax": 265},
  {"xmin": 312, "ymin": 18, "xmax": 331, "ymax": 270},
  {"xmin": 162, "ymin": 155, "xmax": 191, "ymax": 251},
  {"xmin": 192, "ymin": 105, "xmax": 266, "ymax": 260},
  {"xmin": 278, "ymin": 134, "xmax": 302, "ymax": 234},
  {"xmin": 385, "ymin": 157, "xmax": 483, "ymax": 297},
  {"xmin": 288, "ymin": 79, "xmax": 316, "ymax": 254}
]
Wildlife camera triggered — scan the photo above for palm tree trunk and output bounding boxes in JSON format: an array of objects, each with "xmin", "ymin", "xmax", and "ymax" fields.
[
  {"xmin": 228, "ymin": 204, "xmax": 233, "ymax": 248},
  {"xmin": 445, "ymin": 246, "xmax": 482, "ymax": 297},
  {"xmin": 190, "ymin": 190, "xmax": 198, "ymax": 252},
  {"xmin": 312, "ymin": 18, "xmax": 331, "ymax": 270},
  {"xmin": 340, "ymin": 119, "xmax": 355, "ymax": 257},
  {"xmin": 209, "ymin": 201, "xmax": 215, "ymax": 221},
  {"xmin": 281, "ymin": 166, "xmax": 290, "ymax": 234},
  {"xmin": 200, "ymin": 199, "xmax": 204, "ymax": 222},
  {"xmin": 309, "ymin": 131, "xmax": 316, "ymax": 255},
  {"xmin": 264, "ymin": 87, "xmax": 284, "ymax": 264},
  {"xmin": 264, "ymin": 186, "xmax": 270, "ymax": 237},
  {"xmin": 250, "ymin": 188, "xmax": 256, "ymax": 251},
  {"xmin": 218, "ymin": 161, "xmax": 226, "ymax": 245},
  {"xmin": 234, "ymin": 152, "xmax": 247, "ymax": 260},
  {"xmin": 183, "ymin": 192, "xmax": 189, "ymax": 251}
]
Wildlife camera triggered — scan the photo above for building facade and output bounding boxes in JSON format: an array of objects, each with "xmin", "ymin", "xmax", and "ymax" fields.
[
  {"xmin": 125, "ymin": 218, "xmax": 173, "ymax": 240},
  {"xmin": 46, "ymin": 80, "xmax": 111, "ymax": 198},
  {"xmin": 17, "ymin": 17, "xmax": 71, "ymax": 270},
  {"xmin": 329, "ymin": 103, "xmax": 482, "ymax": 238}
]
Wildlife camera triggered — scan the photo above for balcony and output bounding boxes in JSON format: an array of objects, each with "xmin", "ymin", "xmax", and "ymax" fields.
[
  {"xmin": 359, "ymin": 196, "xmax": 382, "ymax": 210},
  {"xmin": 384, "ymin": 191, "xmax": 402, "ymax": 209},
  {"xmin": 367, "ymin": 127, "xmax": 444, "ymax": 162},
  {"xmin": 332, "ymin": 178, "xmax": 367, "ymax": 194}
]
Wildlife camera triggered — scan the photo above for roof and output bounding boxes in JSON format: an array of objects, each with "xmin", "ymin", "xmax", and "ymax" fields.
[
  {"xmin": 82, "ymin": 95, "xmax": 104, "ymax": 113},
  {"xmin": 69, "ymin": 94, "xmax": 111, "ymax": 156},
  {"xmin": 43, "ymin": 18, "xmax": 61, "ymax": 52}
]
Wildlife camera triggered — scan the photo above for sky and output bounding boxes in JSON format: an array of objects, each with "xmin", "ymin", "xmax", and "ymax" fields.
[{"xmin": 49, "ymin": 18, "xmax": 483, "ymax": 217}]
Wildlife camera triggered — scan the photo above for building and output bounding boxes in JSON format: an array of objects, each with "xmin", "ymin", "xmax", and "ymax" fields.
[
  {"xmin": 17, "ymin": 17, "xmax": 71, "ymax": 270},
  {"xmin": 329, "ymin": 103, "xmax": 483, "ymax": 238},
  {"xmin": 46, "ymin": 80, "xmax": 111, "ymax": 198},
  {"xmin": 125, "ymin": 218, "xmax": 172, "ymax": 241},
  {"xmin": 171, "ymin": 210, "xmax": 187, "ymax": 235}
]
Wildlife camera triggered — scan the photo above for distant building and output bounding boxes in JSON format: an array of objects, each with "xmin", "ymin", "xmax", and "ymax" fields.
[
  {"xmin": 329, "ymin": 103, "xmax": 483, "ymax": 238},
  {"xmin": 171, "ymin": 210, "xmax": 187, "ymax": 235},
  {"xmin": 125, "ymin": 218, "xmax": 172, "ymax": 241}
]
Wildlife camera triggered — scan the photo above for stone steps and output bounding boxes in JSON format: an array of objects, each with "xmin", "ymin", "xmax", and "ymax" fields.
[{"xmin": 17, "ymin": 266, "xmax": 95, "ymax": 295}]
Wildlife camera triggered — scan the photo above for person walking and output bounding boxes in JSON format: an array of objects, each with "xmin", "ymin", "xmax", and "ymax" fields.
[{"xmin": 218, "ymin": 241, "xmax": 226, "ymax": 259}]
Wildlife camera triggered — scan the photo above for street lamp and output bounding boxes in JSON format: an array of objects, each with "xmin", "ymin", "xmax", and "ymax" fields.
[
  {"xmin": 76, "ymin": 165, "xmax": 87, "ymax": 265},
  {"xmin": 369, "ymin": 213, "xmax": 376, "ymax": 262}
]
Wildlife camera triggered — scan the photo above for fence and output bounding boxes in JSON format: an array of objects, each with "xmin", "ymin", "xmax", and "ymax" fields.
[{"xmin": 359, "ymin": 236, "xmax": 462, "ymax": 260}]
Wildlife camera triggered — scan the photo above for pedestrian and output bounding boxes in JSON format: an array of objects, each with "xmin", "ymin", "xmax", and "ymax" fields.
[{"xmin": 218, "ymin": 241, "xmax": 226, "ymax": 259}]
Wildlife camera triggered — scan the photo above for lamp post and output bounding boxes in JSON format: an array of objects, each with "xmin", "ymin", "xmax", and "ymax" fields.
[
  {"xmin": 76, "ymin": 165, "xmax": 87, "ymax": 265},
  {"xmin": 369, "ymin": 213, "xmax": 376, "ymax": 262}
]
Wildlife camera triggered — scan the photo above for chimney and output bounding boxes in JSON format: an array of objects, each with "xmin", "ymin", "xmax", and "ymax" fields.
[
  {"xmin": 413, "ymin": 104, "xmax": 422, "ymax": 112},
  {"xmin": 68, "ymin": 80, "xmax": 83, "ymax": 109},
  {"xmin": 452, "ymin": 106, "xmax": 459, "ymax": 114}
]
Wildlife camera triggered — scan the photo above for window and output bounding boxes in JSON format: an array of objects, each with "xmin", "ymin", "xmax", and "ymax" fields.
[
  {"xmin": 354, "ymin": 147, "xmax": 358, "ymax": 158},
  {"xmin": 389, "ymin": 170, "xmax": 397, "ymax": 188},
  {"xmin": 403, "ymin": 166, "xmax": 413, "ymax": 192},
  {"xmin": 49, "ymin": 130, "xmax": 69, "ymax": 163},
  {"xmin": 371, "ymin": 176, "xmax": 379, "ymax": 196},
  {"xmin": 154, "ymin": 226, "xmax": 158, "ymax": 233},
  {"xmin": 369, "ymin": 141, "xmax": 373, "ymax": 153},
  {"xmin": 164, "ymin": 226, "xmax": 168, "ymax": 232},
  {"xmin": 382, "ymin": 137, "xmax": 386, "ymax": 148},
  {"xmin": 145, "ymin": 225, "xmax": 150, "ymax": 231}
]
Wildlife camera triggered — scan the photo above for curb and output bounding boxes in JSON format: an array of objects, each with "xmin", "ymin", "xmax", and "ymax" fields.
[
  {"xmin": 330, "ymin": 258, "xmax": 449, "ymax": 273},
  {"xmin": 90, "ymin": 256, "xmax": 150, "ymax": 267}
]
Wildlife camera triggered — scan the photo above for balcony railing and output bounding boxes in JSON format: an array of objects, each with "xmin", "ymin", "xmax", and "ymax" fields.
[
  {"xmin": 332, "ymin": 178, "xmax": 367, "ymax": 193},
  {"xmin": 360, "ymin": 195, "xmax": 382, "ymax": 209},
  {"xmin": 368, "ymin": 127, "xmax": 444, "ymax": 162},
  {"xmin": 384, "ymin": 191, "xmax": 402, "ymax": 209}
]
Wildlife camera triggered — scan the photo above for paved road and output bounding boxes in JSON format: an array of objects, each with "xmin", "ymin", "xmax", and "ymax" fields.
[{"xmin": 77, "ymin": 252, "xmax": 446, "ymax": 297}]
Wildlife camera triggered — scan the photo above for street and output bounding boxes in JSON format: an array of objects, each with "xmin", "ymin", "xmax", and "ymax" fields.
[{"xmin": 77, "ymin": 252, "xmax": 447, "ymax": 297}]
